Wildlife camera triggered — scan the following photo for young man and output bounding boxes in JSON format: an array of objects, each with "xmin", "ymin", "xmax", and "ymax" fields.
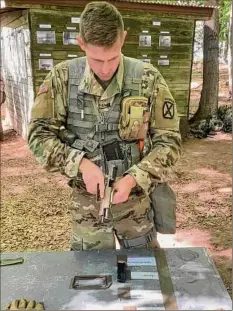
[{"xmin": 28, "ymin": 1, "xmax": 181, "ymax": 250}]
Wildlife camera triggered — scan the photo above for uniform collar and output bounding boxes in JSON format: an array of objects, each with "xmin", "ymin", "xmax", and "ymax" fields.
[{"xmin": 78, "ymin": 55, "xmax": 124, "ymax": 100}]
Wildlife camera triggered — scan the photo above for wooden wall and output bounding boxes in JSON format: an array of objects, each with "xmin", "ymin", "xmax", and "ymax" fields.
[
  {"xmin": 1, "ymin": 7, "xmax": 195, "ymax": 137},
  {"xmin": 122, "ymin": 12, "xmax": 195, "ymax": 118},
  {"xmin": 29, "ymin": 9, "xmax": 85, "ymax": 93},
  {"xmin": 30, "ymin": 8, "xmax": 195, "ymax": 118},
  {"xmin": 1, "ymin": 10, "xmax": 34, "ymax": 137}
]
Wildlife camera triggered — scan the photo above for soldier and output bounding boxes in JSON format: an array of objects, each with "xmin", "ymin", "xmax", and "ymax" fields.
[{"xmin": 28, "ymin": 1, "xmax": 181, "ymax": 251}]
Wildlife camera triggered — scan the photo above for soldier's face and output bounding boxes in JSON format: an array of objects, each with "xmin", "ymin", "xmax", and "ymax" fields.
[{"xmin": 78, "ymin": 31, "xmax": 127, "ymax": 81}]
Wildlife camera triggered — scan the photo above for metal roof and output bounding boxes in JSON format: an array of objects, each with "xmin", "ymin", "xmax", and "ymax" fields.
[
  {"xmin": 0, "ymin": 0, "xmax": 216, "ymax": 20},
  {"xmin": 115, "ymin": 0, "xmax": 218, "ymax": 9}
]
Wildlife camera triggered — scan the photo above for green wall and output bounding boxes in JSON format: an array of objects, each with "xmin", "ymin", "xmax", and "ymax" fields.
[{"xmin": 29, "ymin": 8, "xmax": 195, "ymax": 117}]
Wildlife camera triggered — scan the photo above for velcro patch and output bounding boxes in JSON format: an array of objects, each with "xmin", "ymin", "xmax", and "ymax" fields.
[
  {"xmin": 163, "ymin": 99, "xmax": 174, "ymax": 119},
  {"xmin": 37, "ymin": 80, "xmax": 49, "ymax": 95}
]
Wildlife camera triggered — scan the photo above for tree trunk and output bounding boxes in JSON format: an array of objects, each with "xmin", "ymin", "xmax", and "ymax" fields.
[
  {"xmin": 223, "ymin": 38, "xmax": 228, "ymax": 63},
  {"xmin": 190, "ymin": 0, "xmax": 219, "ymax": 123},
  {"xmin": 0, "ymin": 108, "xmax": 3, "ymax": 141},
  {"xmin": 228, "ymin": 2, "xmax": 232, "ymax": 98}
]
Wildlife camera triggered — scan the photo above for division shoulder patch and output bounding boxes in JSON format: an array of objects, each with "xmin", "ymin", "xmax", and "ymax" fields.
[
  {"xmin": 37, "ymin": 80, "xmax": 49, "ymax": 95},
  {"xmin": 163, "ymin": 99, "xmax": 174, "ymax": 119}
]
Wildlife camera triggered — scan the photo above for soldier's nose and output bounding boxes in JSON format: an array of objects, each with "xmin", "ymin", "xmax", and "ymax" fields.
[{"xmin": 102, "ymin": 63, "xmax": 110, "ymax": 75}]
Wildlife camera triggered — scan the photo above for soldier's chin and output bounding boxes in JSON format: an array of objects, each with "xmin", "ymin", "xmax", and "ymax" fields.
[{"xmin": 98, "ymin": 74, "xmax": 113, "ymax": 81}]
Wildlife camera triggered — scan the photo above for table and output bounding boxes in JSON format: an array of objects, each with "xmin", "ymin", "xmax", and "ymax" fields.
[{"xmin": 1, "ymin": 248, "xmax": 232, "ymax": 310}]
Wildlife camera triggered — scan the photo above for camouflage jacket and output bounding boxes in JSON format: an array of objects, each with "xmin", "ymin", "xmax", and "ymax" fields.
[{"xmin": 28, "ymin": 55, "xmax": 181, "ymax": 192}]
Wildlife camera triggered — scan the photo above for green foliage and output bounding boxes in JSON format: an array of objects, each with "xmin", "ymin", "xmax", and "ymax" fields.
[{"xmin": 219, "ymin": 0, "xmax": 231, "ymax": 42}]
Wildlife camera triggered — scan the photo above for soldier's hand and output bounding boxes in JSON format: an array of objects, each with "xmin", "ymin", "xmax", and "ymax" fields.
[
  {"xmin": 79, "ymin": 158, "xmax": 105, "ymax": 197},
  {"xmin": 112, "ymin": 175, "xmax": 136, "ymax": 204},
  {"xmin": 5, "ymin": 298, "xmax": 44, "ymax": 310}
]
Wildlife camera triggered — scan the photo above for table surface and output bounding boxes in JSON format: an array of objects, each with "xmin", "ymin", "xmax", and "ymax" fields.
[{"xmin": 1, "ymin": 247, "xmax": 232, "ymax": 310}]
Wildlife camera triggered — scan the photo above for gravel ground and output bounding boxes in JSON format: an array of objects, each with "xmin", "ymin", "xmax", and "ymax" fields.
[{"xmin": 1, "ymin": 130, "xmax": 232, "ymax": 297}]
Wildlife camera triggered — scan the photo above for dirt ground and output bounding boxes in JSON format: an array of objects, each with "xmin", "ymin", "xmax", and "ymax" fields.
[{"xmin": 1, "ymin": 64, "xmax": 232, "ymax": 297}]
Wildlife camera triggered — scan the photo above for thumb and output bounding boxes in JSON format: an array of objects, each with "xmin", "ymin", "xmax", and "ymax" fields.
[{"xmin": 112, "ymin": 190, "xmax": 121, "ymax": 204}]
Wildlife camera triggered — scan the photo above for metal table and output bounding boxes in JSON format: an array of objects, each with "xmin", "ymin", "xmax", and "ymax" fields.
[{"xmin": 1, "ymin": 248, "xmax": 232, "ymax": 310}]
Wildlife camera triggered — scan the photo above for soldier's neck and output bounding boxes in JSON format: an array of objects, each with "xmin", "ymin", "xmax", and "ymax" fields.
[{"xmin": 94, "ymin": 74, "xmax": 113, "ymax": 90}]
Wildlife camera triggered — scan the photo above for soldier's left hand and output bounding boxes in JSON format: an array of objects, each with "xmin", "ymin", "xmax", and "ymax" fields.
[
  {"xmin": 5, "ymin": 298, "xmax": 44, "ymax": 310},
  {"xmin": 112, "ymin": 175, "xmax": 136, "ymax": 204}
]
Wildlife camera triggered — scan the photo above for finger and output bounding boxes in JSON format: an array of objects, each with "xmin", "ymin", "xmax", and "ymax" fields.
[
  {"xmin": 112, "ymin": 180, "xmax": 119, "ymax": 191},
  {"xmin": 113, "ymin": 191, "xmax": 121, "ymax": 204},
  {"xmin": 35, "ymin": 302, "xmax": 45, "ymax": 310},
  {"xmin": 6, "ymin": 300, "xmax": 19, "ymax": 310},
  {"xmin": 87, "ymin": 182, "xmax": 98, "ymax": 195},
  {"xmin": 18, "ymin": 298, "xmax": 27, "ymax": 309},
  {"xmin": 4, "ymin": 302, "xmax": 12, "ymax": 310},
  {"xmin": 26, "ymin": 300, "xmax": 35, "ymax": 310}
]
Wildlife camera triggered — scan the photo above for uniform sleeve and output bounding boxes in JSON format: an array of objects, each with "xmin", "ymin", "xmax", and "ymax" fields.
[
  {"xmin": 126, "ymin": 70, "xmax": 182, "ymax": 193},
  {"xmin": 28, "ymin": 61, "xmax": 85, "ymax": 178}
]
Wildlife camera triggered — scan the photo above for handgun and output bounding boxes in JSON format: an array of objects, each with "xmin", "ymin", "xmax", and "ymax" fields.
[{"xmin": 98, "ymin": 165, "xmax": 117, "ymax": 223}]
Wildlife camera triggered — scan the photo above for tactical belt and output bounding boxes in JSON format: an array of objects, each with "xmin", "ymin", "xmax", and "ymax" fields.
[
  {"xmin": 94, "ymin": 123, "xmax": 119, "ymax": 132},
  {"xmin": 118, "ymin": 226, "xmax": 157, "ymax": 249}
]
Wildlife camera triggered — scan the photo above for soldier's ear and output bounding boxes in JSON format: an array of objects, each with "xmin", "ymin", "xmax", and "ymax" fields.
[
  {"xmin": 121, "ymin": 30, "xmax": 127, "ymax": 46},
  {"xmin": 77, "ymin": 35, "xmax": 85, "ymax": 51}
]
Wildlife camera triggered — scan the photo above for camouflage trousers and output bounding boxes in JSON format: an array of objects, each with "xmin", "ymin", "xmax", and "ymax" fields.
[{"xmin": 68, "ymin": 183, "xmax": 156, "ymax": 250}]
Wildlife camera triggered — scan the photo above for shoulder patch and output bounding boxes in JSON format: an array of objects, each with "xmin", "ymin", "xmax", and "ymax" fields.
[
  {"xmin": 37, "ymin": 80, "xmax": 49, "ymax": 95},
  {"xmin": 163, "ymin": 99, "xmax": 174, "ymax": 119}
]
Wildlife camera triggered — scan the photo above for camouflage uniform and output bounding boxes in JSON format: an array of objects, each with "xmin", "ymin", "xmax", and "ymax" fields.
[{"xmin": 28, "ymin": 55, "xmax": 181, "ymax": 250}]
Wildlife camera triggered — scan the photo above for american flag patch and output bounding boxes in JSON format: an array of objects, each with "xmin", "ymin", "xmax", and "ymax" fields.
[{"xmin": 37, "ymin": 80, "xmax": 49, "ymax": 95}]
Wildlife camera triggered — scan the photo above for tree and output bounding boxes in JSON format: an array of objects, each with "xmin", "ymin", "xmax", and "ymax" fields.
[
  {"xmin": 190, "ymin": 0, "xmax": 219, "ymax": 123},
  {"xmin": 0, "ymin": 73, "xmax": 6, "ymax": 141},
  {"xmin": 227, "ymin": 2, "xmax": 232, "ymax": 98},
  {"xmin": 219, "ymin": 0, "xmax": 231, "ymax": 64}
]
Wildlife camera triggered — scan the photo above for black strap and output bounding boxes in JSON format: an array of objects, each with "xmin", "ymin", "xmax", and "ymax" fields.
[{"xmin": 118, "ymin": 226, "xmax": 157, "ymax": 249}]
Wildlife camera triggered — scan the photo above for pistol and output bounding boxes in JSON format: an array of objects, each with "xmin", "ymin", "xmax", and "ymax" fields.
[{"xmin": 98, "ymin": 165, "xmax": 117, "ymax": 223}]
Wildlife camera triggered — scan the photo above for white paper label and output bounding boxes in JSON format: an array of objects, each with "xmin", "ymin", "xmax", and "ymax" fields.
[
  {"xmin": 153, "ymin": 21, "xmax": 161, "ymax": 26},
  {"xmin": 39, "ymin": 53, "xmax": 51, "ymax": 57},
  {"xmin": 158, "ymin": 59, "xmax": 169, "ymax": 66},
  {"xmin": 131, "ymin": 271, "xmax": 159, "ymax": 280},
  {"xmin": 127, "ymin": 257, "xmax": 156, "ymax": 266},
  {"xmin": 130, "ymin": 290, "xmax": 163, "ymax": 301},
  {"xmin": 66, "ymin": 26, "xmax": 76, "ymax": 30},
  {"xmin": 68, "ymin": 54, "xmax": 77, "ymax": 58},
  {"xmin": 137, "ymin": 308, "xmax": 165, "ymax": 310},
  {"xmin": 142, "ymin": 54, "xmax": 147, "ymax": 57},
  {"xmin": 137, "ymin": 305, "xmax": 165, "ymax": 310},
  {"xmin": 39, "ymin": 24, "xmax": 51, "ymax": 29},
  {"xmin": 160, "ymin": 55, "xmax": 168, "ymax": 58},
  {"xmin": 142, "ymin": 30, "xmax": 149, "ymax": 33},
  {"xmin": 160, "ymin": 31, "xmax": 170, "ymax": 34},
  {"xmin": 71, "ymin": 17, "xmax": 80, "ymax": 23}
]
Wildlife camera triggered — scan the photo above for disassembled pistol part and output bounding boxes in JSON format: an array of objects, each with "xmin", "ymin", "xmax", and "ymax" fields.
[
  {"xmin": 70, "ymin": 275, "xmax": 112, "ymax": 290},
  {"xmin": 0, "ymin": 257, "xmax": 24, "ymax": 266}
]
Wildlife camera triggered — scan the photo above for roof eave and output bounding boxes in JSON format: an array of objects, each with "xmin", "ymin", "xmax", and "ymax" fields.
[{"xmin": 0, "ymin": 0, "xmax": 214, "ymax": 20}]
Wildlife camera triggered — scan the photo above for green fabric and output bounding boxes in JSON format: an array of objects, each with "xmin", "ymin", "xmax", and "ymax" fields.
[{"xmin": 0, "ymin": 257, "xmax": 24, "ymax": 266}]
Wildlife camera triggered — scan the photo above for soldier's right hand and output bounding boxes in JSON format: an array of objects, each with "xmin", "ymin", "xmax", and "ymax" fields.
[{"xmin": 79, "ymin": 158, "xmax": 105, "ymax": 198}]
